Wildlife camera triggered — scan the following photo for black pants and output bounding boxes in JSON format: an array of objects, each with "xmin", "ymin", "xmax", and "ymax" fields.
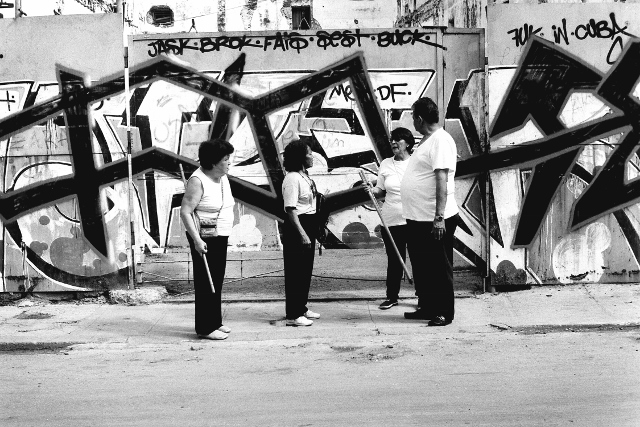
[
  {"xmin": 406, "ymin": 215, "xmax": 459, "ymax": 320},
  {"xmin": 282, "ymin": 213, "xmax": 317, "ymax": 319},
  {"xmin": 380, "ymin": 224, "xmax": 409, "ymax": 301},
  {"xmin": 187, "ymin": 233, "xmax": 228, "ymax": 336}
]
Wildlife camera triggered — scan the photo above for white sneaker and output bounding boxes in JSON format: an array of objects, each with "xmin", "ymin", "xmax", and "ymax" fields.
[
  {"xmin": 197, "ymin": 330, "xmax": 228, "ymax": 340},
  {"xmin": 304, "ymin": 310, "xmax": 320, "ymax": 319},
  {"xmin": 286, "ymin": 316, "xmax": 313, "ymax": 326}
]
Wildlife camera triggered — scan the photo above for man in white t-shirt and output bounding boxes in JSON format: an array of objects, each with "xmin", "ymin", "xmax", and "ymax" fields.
[{"xmin": 400, "ymin": 97, "xmax": 460, "ymax": 326}]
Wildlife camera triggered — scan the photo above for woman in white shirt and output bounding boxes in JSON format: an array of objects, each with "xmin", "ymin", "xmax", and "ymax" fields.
[
  {"xmin": 181, "ymin": 139, "xmax": 235, "ymax": 340},
  {"xmin": 367, "ymin": 127, "xmax": 415, "ymax": 310},
  {"xmin": 281, "ymin": 140, "xmax": 321, "ymax": 327}
]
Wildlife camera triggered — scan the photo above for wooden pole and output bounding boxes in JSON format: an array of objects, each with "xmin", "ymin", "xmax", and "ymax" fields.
[{"xmin": 359, "ymin": 170, "xmax": 413, "ymax": 284}]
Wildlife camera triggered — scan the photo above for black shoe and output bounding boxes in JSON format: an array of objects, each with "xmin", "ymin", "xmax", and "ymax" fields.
[
  {"xmin": 379, "ymin": 300, "xmax": 398, "ymax": 310},
  {"xmin": 403, "ymin": 309, "xmax": 433, "ymax": 320},
  {"xmin": 428, "ymin": 315, "xmax": 452, "ymax": 326}
]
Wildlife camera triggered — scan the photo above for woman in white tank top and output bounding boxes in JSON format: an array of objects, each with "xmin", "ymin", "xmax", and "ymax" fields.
[{"xmin": 181, "ymin": 139, "xmax": 235, "ymax": 340}]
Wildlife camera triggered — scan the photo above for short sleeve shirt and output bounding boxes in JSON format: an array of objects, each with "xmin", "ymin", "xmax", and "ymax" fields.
[
  {"xmin": 375, "ymin": 157, "xmax": 409, "ymax": 227},
  {"xmin": 282, "ymin": 171, "xmax": 316, "ymax": 215},
  {"xmin": 401, "ymin": 128, "xmax": 458, "ymax": 221}
]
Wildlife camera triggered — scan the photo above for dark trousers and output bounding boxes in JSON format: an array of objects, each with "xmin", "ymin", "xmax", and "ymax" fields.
[
  {"xmin": 380, "ymin": 224, "xmax": 409, "ymax": 301},
  {"xmin": 282, "ymin": 213, "xmax": 317, "ymax": 319},
  {"xmin": 406, "ymin": 215, "xmax": 459, "ymax": 320},
  {"xmin": 187, "ymin": 233, "xmax": 228, "ymax": 336}
]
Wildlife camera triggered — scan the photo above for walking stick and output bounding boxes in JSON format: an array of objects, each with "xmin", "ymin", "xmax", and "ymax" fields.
[
  {"xmin": 179, "ymin": 164, "xmax": 216, "ymax": 294},
  {"xmin": 359, "ymin": 170, "xmax": 413, "ymax": 284}
]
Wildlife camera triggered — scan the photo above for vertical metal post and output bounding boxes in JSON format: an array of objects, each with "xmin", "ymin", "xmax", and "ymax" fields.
[
  {"xmin": 122, "ymin": 1, "xmax": 137, "ymax": 289},
  {"xmin": 14, "ymin": 0, "xmax": 22, "ymax": 18}
]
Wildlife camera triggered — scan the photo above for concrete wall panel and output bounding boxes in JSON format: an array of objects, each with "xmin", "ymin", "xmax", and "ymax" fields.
[{"xmin": 487, "ymin": 3, "xmax": 640, "ymax": 283}]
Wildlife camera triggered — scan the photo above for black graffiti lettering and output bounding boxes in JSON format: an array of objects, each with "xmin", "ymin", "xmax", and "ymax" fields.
[
  {"xmin": 264, "ymin": 32, "xmax": 291, "ymax": 52},
  {"xmin": 378, "ymin": 29, "xmax": 414, "ymax": 47},
  {"xmin": 161, "ymin": 39, "xmax": 181, "ymax": 55},
  {"xmin": 340, "ymin": 29, "xmax": 364, "ymax": 48},
  {"xmin": 0, "ymin": 90, "xmax": 17, "ymax": 112},
  {"xmin": 377, "ymin": 30, "xmax": 415, "ymax": 47},
  {"xmin": 507, "ymin": 24, "xmax": 543, "ymax": 48},
  {"xmin": 147, "ymin": 39, "xmax": 183, "ymax": 57},
  {"xmin": 552, "ymin": 19, "xmax": 569, "ymax": 46},
  {"xmin": 199, "ymin": 37, "xmax": 219, "ymax": 53},
  {"xmin": 574, "ymin": 13, "xmax": 631, "ymax": 41},
  {"xmin": 228, "ymin": 36, "xmax": 250, "ymax": 50},
  {"xmin": 376, "ymin": 83, "xmax": 408, "ymax": 103},
  {"xmin": 606, "ymin": 36, "xmax": 624, "ymax": 65},
  {"xmin": 288, "ymin": 32, "xmax": 309, "ymax": 53},
  {"xmin": 179, "ymin": 38, "xmax": 198, "ymax": 53},
  {"xmin": 316, "ymin": 31, "xmax": 343, "ymax": 50},
  {"xmin": 328, "ymin": 84, "xmax": 354, "ymax": 102},
  {"xmin": 147, "ymin": 41, "xmax": 159, "ymax": 58}
]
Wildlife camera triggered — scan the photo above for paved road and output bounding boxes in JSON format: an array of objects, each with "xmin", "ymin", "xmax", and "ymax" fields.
[{"xmin": 1, "ymin": 292, "xmax": 640, "ymax": 426}]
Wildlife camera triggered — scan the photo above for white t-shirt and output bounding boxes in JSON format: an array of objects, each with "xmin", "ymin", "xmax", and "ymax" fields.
[
  {"xmin": 282, "ymin": 171, "xmax": 316, "ymax": 215},
  {"xmin": 401, "ymin": 128, "xmax": 458, "ymax": 221},
  {"xmin": 375, "ymin": 156, "xmax": 409, "ymax": 227},
  {"xmin": 191, "ymin": 168, "xmax": 235, "ymax": 236}
]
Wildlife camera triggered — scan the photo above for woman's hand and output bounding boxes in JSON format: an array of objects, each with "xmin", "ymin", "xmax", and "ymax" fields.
[{"xmin": 195, "ymin": 237, "xmax": 208, "ymax": 254}]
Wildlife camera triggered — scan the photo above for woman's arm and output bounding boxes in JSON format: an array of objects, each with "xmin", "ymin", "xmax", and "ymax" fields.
[
  {"xmin": 180, "ymin": 177, "xmax": 207, "ymax": 254},
  {"xmin": 286, "ymin": 207, "xmax": 311, "ymax": 247},
  {"xmin": 370, "ymin": 186, "xmax": 386, "ymax": 199}
]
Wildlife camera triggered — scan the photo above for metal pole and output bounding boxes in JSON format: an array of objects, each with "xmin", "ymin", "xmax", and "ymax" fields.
[
  {"xmin": 359, "ymin": 170, "xmax": 413, "ymax": 284},
  {"xmin": 122, "ymin": 1, "xmax": 137, "ymax": 289},
  {"xmin": 14, "ymin": 0, "xmax": 22, "ymax": 18}
]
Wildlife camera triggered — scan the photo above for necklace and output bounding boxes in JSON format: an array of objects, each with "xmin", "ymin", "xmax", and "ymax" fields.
[{"xmin": 298, "ymin": 171, "xmax": 317, "ymax": 198}]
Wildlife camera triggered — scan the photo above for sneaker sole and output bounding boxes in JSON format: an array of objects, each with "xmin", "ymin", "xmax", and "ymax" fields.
[
  {"xmin": 379, "ymin": 303, "xmax": 398, "ymax": 310},
  {"xmin": 286, "ymin": 321, "xmax": 313, "ymax": 326}
]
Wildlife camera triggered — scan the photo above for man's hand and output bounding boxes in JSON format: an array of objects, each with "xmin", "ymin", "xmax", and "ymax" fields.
[{"xmin": 432, "ymin": 218, "xmax": 445, "ymax": 240}]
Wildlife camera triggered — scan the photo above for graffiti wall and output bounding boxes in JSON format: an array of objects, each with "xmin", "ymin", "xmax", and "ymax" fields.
[
  {"xmin": 486, "ymin": 3, "xmax": 640, "ymax": 284},
  {"xmin": 129, "ymin": 28, "xmax": 486, "ymax": 265},
  {"xmin": 0, "ymin": 14, "xmax": 486, "ymax": 292}
]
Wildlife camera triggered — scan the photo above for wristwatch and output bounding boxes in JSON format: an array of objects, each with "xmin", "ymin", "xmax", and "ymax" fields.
[{"xmin": 434, "ymin": 214, "xmax": 444, "ymax": 222}]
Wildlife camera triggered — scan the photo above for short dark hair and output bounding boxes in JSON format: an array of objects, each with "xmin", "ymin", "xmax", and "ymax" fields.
[
  {"xmin": 198, "ymin": 139, "xmax": 234, "ymax": 170},
  {"xmin": 391, "ymin": 127, "xmax": 416, "ymax": 153},
  {"xmin": 412, "ymin": 97, "xmax": 439, "ymax": 125},
  {"xmin": 283, "ymin": 140, "xmax": 309, "ymax": 172}
]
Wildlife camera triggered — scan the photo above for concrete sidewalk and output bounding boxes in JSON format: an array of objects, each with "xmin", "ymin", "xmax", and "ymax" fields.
[
  {"xmin": 140, "ymin": 248, "xmax": 485, "ymax": 302},
  {"xmin": 0, "ymin": 283, "xmax": 638, "ymax": 348}
]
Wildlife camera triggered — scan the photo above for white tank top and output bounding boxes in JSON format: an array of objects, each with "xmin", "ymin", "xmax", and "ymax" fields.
[{"xmin": 190, "ymin": 168, "xmax": 235, "ymax": 236}]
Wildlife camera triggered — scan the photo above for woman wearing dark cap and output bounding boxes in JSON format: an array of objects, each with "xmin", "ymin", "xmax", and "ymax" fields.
[
  {"xmin": 181, "ymin": 139, "xmax": 235, "ymax": 340},
  {"xmin": 367, "ymin": 127, "xmax": 415, "ymax": 309},
  {"xmin": 281, "ymin": 140, "xmax": 321, "ymax": 326}
]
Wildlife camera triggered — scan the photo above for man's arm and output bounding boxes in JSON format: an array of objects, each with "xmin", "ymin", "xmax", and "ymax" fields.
[{"xmin": 432, "ymin": 169, "xmax": 448, "ymax": 240}]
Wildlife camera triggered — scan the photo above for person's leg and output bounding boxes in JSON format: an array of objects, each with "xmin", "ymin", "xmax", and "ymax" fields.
[
  {"xmin": 187, "ymin": 234, "xmax": 217, "ymax": 336},
  {"xmin": 431, "ymin": 215, "xmax": 458, "ymax": 322},
  {"xmin": 381, "ymin": 225, "xmax": 406, "ymax": 302},
  {"xmin": 282, "ymin": 219, "xmax": 303, "ymax": 319},
  {"xmin": 203, "ymin": 236, "xmax": 228, "ymax": 330},
  {"xmin": 405, "ymin": 219, "xmax": 433, "ymax": 311},
  {"xmin": 297, "ymin": 214, "xmax": 317, "ymax": 315}
]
